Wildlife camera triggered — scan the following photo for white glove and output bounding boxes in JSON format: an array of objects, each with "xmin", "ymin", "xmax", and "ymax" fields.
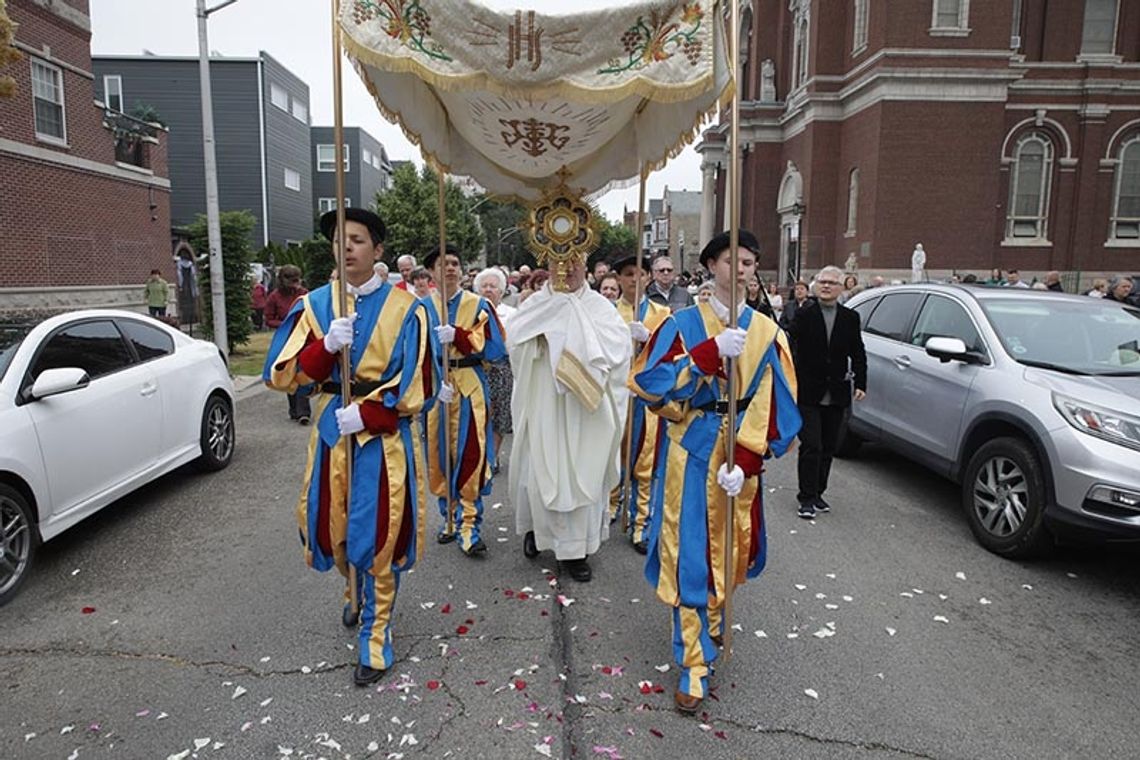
[
  {"xmin": 716, "ymin": 463, "xmax": 745, "ymax": 497},
  {"xmin": 437, "ymin": 382, "xmax": 456, "ymax": 405},
  {"xmin": 335, "ymin": 403, "xmax": 365, "ymax": 436},
  {"xmin": 714, "ymin": 327, "xmax": 747, "ymax": 358},
  {"xmin": 435, "ymin": 324, "xmax": 456, "ymax": 344},
  {"xmin": 629, "ymin": 321, "xmax": 651, "ymax": 343},
  {"xmin": 323, "ymin": 316, "xmax": 356, "ymax": 354}
]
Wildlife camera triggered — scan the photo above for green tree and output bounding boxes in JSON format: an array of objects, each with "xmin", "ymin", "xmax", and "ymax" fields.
[
  {"xmin": 374, "ymin": 164, "xmax": 484, "ymax": 264},
  {"xmin": 594, "ymin": 215, "xmax": 638, "ymax": 264},
  {"xmin": 299, "ymin": 237, "xmax": 334, "ymax": 290},
  {"xmin": 188, "ymin": 210, "xmax": 256, "ymax": 351},
  {"xmin": 0, "ymin": 0, "xmax": 22, "ymax": 99},
  {"xmin": 476, "ymin": 197, "xmax": 532, "ymax": 268}
]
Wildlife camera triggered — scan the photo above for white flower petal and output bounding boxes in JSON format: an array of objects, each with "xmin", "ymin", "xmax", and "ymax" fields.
[{"xmin": 804, "ymin": 688, "xmax": 819, "ymax": 700}]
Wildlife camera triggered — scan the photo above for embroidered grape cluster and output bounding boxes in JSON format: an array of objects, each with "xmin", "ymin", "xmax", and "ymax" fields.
[
  {"xmin": 351, "ymin": 0, "xmax": 376, "ymax": 24},
  {"xmin": 411, "ymin": 8, "xmax": 430, "ymax": 34},
  {"xmin": 682, "ymin": 38, "xmax": 702, "ymax": 64},
  {"xmin": 621, "ymin": 27, "xmax": 643, "ymax": 54}
]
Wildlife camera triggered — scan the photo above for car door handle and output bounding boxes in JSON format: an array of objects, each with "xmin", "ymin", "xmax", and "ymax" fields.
[
  {"xmin": 893, "ymin": 355, "xmax": 912, "ymax": 369},
  {"xmin": 140, "ymin": 383, "xmax": 158, "ymax": 397}
]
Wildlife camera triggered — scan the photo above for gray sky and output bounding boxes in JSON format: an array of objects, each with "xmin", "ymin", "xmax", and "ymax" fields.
[{"xmin": 89, "ymin": 0, "xmax": 708, "ymax": 222}]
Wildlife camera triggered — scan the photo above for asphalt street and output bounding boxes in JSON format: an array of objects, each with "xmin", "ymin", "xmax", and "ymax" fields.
[{"xmin": 2, "ymin": 386, "xmax": 1138, "ymax": 760}]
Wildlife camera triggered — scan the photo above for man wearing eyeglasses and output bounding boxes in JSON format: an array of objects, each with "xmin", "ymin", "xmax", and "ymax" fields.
[
  {"xmin": 786, "ymin": 265, "xmax": 867, "ymax": 520},
  {"xmin": 647, "ymin": 255, "xmax": 695, "ymax": 313}
]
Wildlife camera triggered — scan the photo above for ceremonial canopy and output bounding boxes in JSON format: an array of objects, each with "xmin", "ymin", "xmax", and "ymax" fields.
[{"xmin": 340, "ymin": 0, "xmax": 732, "ymax": 202}]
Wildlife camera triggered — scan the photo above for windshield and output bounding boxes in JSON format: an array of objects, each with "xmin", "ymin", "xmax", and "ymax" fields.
[
  {"xmin": 981, "ymin": 299, "xmax": 1140, "ymax": 375},
  {"xmin": 0, "ymin": 323, "xmax": 34, "ymax": 383}
]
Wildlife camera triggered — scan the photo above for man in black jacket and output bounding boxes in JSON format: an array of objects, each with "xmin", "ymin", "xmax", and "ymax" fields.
[{"xmin": 786, "ymin": 266, "xmax": 868, "ymax": 519}]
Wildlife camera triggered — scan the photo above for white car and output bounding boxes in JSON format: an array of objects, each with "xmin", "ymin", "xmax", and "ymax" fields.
[{"xmin": 0, "ymin": 310, "xmax": 235, "ymax": 605}]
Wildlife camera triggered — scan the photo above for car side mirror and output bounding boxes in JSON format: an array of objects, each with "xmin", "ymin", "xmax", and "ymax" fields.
[
  {"xmin": 925, "ymin": 336, "xmax": 970, "ymax": 364},
  {"xmin": 28, "ymin": 367, "xmax": 90, "ymax": 401}
]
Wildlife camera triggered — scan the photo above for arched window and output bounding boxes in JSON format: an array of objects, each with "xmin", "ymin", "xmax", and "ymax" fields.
[
  {"xmin": 1006, "ymin": 132, "xmax": 1054, "ymax": 241},
  {"xmin": 846, "ymin": 168, "xmax": 859, "ymax": 235},
  {"xmin": 1111, "ymin": 137, "xmax": 1140, "ymax": 239},
  {"xmin": 852, "ymin": 0, "xmax": 869, "ymax": 54}
]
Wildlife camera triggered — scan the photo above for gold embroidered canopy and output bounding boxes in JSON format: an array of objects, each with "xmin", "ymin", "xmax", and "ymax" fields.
[{"xmin": 341, "ymin": 0, "xmax": 732, "ymax": 202}]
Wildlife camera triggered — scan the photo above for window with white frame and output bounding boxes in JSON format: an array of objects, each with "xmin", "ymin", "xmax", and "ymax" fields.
[
  {"xmin": 31, "ymin": 59, "xmax": 66, "ymax": 142},
  {"xmin": 103, "ymin": 75, "xmax": 123, "ymax": 112},
  {"xmin": 290, "ymin": 99, "xmax": 308, "ymax": 123},
  {"xmin": 284, "ymin": 167, "xmax": 301, "ymax": 191},
  {"xmin": 1081, "ymin": 0, "xmax": 1118, "ymax": 56},
  {"xmin": 790, "ymin": 0, "xmax": 810, "ymax": 90},
  {"xmin": 318, "ymin": 197, "xmax": 351, "ymax": 213},
  {"xmin": 316, "ymin": 143, "xmax": 350, "ymax": 172},
  {"xmin": 1111, "ymin": 137, "xmax": 1140, "ymax": 240},
  {"xmin": 1006, "ymin": 132, "xmax": 1054, "ymax": 240},
  {"xmin": 931, "ymin": 0, "xmax": 969, "ymax": 33},
  {"xmin": 372, "ymin": 155, "xmax": 381, "ymax": 170},
  {"xmin": 270, "ymin": 82, "xmax": 289, "ymax": 111},
  {"xmin": 852, "ymin": 0, "xmax": 868, "ymax": 54},
  {"xmin": 362, "ymin": 147, "xmax": 373, "ymax": 166},
  {"xmin": 846, "ymin": 168, "xmax": 859, "ymax": 235}
]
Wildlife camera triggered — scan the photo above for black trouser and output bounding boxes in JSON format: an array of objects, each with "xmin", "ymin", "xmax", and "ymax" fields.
[
  {"xmin": 288, "ymin": 391, "xmax": 311, "ymax": 420},
  {"xmin": 148, "ymin": 306, "xmax": 166, "ymax": 317},
  {"xmin": 796, "ymin": 403, "xmax": 846, "ymax": 503}
]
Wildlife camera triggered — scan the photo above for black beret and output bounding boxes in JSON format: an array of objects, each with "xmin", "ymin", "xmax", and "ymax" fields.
[
  {"xmin": 609, "ymin": 252, "xmax": 650, "ymax": 274},
  {"xmin": 423, "ymin": 242, "xmax": 460, "ymax": 270},
  {"xmin": 319, "ymin": 207, "xmax": 386, "ymax": 244},
  {"xmin": 699, "ymin": 229, "xmax": 760, "ymax": 267}
]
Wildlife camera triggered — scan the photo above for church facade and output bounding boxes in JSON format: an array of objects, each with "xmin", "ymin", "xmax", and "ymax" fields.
[{"xmin": 696, "ymin": 0, "xmax": 1140, "ymax": 285}]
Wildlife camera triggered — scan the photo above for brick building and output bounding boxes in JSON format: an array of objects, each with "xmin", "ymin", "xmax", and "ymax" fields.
[
  {"xmin": 0, "ymin": 0, "xmax": 171, "ymax": 315},
  {"xmin": 697, "ymin": 0, "xmax": 1140, "ymax": 287},
  {"xmin": 622, "ymin": 188, "xmax": 703, "ymax": 273}
]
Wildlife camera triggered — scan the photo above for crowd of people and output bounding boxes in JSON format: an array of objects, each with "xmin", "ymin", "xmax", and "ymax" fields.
[{"xmin": 259, "ymin": 207, "xmax": 1140, "ymax": 712}]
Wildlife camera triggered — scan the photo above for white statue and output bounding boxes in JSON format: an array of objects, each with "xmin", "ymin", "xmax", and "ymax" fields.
[
  {"xmin": 760, "ymin": 59, "xmax": 776, "ymax": 102},
  {"xmin": 845, "ymin": 252, "xmax": 858, "ymax": 273},
  {"xmin": 911, "ymin": 243, "xmax": 926, "ymax": 283}
]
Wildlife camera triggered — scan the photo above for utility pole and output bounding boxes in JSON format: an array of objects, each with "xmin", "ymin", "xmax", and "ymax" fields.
[{"xmin": 196, "ymin": 0, "xmax": 240, "ymax": 357}]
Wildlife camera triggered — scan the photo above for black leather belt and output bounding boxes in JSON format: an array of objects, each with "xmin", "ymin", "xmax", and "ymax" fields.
[
  {"xmin": 695, "ymin": 395, "xmax": 753, "ymax": 414},
  {"xmin": 320, "ymin": 380, "xmax": 383, "ymax": 396},
  {"xmin": 449, "ymin": 356, "xmax": 482, "ymax": 368}
]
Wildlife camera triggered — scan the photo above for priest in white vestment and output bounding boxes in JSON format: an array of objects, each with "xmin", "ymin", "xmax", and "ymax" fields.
[{"xmin": 509, "ymin": 261, "xmax": 631, "ymax": 582}]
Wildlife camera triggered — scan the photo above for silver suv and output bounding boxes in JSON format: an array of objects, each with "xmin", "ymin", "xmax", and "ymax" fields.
[{"xmin": 841, "ymin": 284, "xmax": 1140, "ymax": 558}]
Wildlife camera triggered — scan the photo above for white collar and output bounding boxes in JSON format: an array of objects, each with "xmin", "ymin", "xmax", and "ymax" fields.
[
  {"xmin": 708, "ymin": 294, "xmax": 747, "ymax": 324},
  {"xmin": 346, "ymin": 274, "xmax": 383, "ymax": 296}
]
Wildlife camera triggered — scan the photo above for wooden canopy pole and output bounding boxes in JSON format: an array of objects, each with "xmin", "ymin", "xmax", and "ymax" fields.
[
  {"xmin": 620, "ymin": 165, "xmax": 649, "ymax": 535},
  {"xmin": 436, "ymin": 168, "xmax": 455, "ymax": 536}
]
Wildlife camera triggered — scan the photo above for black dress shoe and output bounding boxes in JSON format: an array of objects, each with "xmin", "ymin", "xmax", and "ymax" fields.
[
  {"xmin": 437, "ymin": 531, "xmax": 457, "ymax": 544},
  {"xmin": 353, "ymin": 663, "xmax": 386, "ymax": 686},
  {"xmin": 633, "ymin": 538, "xmax": 648, "ymax": 555},
  {"xmin": 462, "ymin": 538, "xmax": 487, "ymax": 556},
  {"xmin": 562, "ymin": 558, "xmax": 592, "ymax": 582},
  {"xmin": 342, "ymin": 603, "xmax": 359, "ymax": 628},
  {"xmin": 523, "ymin": 531, "xmax": 538, "ymax": 559}
]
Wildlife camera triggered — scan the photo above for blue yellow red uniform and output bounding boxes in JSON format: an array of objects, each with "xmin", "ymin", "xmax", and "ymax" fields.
[
  {"xmin": 612, "ymin": 296, "xmax": 671, "ymax": 544},
  {"xmin": 630, "ymin": 301, "xmax": 801, "ymax": 700},
  {"xmin": 423, "ymin": 289, "xmax": 507, "ymax": 552},
  {"xmin": 263, "ymin": 279, "xmax": 437, "ymax": 673}
]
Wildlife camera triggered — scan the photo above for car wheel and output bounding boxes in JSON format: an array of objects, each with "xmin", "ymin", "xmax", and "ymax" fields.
[
  {"xmin": 0, "ymin": 484, "xmax": 37, "ymax": 607},
  {"xmin": 962, "ymin": 437, "xmax": 1052, "ymax": 558},
  {"xmin": 194, "ymin": 394, "xmax": 235, "ymax": 472}
]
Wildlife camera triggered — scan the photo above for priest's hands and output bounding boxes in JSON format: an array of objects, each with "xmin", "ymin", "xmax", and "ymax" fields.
[
  {"xmin": 714, "ymin": 327, "xmax": 747, "ymax": 358},
  {"xmin": 435, "ymin": 324, "xmax": 456, "ymax": 345},
  {"xmin": 323, "ymin": 315, "xmax": 356, "ymax": 354},
  {"xmin": 438, "ymin": 382, "xmax": 456, "ymax": 405},
  {"xmin": 335, "ymin": 403, "xmax": 365, "ymax": 436},
  {"xmin": 629, "ymin": 321, "xmax": 651, "ymax": 343},
  {"xmin": 716, "ymin": 463, "xmax": 745, "ymax": 497}
]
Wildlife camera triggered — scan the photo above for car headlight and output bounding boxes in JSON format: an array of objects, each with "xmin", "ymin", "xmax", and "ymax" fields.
[{"xmin": 1053, "ymin": 393, "xmax": 1140, "ymax": 452}]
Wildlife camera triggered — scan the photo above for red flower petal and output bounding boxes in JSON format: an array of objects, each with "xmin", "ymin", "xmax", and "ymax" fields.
[
  {"xmin": 456, "ymin": 625, "xmax": 469, "ymax": 635},
  {"xmin": 601, "ymin": 666, "xmax": 613, "ymax": 675},
  {"xmin": 465, "ymin": 618, "xmax": 475, "ymax": 625},
  {"xmin": 652, "ymin": 685, "xmax": 664, "ymax": 693},
  {"xmin": 440, "ymin": 603, "xmax": 451, "ymax": 614},
  {"xmin": 714, "ymin": 730, "xmax": 728, "ymax": 740},
  {"xmin": 540, "ymin": 610, "xmax": 549, "ymax": 617},
  {"xmin": 504, "ymin": 589, "xmax": 515, "ymax": 597},
  {"xmin": 426, "ymin": 680, "xmax": 441, "ymax": 690},
  {"xmin": 517, "ymin": 592, "xmax": 530, "ymax": 600},
  {"xmin": 474, "ymin": 679, "xmax": 488, "ymax": 686},
  {"xmin": 514, "ymin": 679, "xmax": 527, "ymax": 690},
  {"xmin": 650, "ymin": 728, "xmax": 664, "ymax": 738},
  {"xmin": 639, "ymin": 684, "xmax": 652, "ymax": 695},
  {"xmin": 81, "ymin": 607, "xmax": 96, "ymax": 614}
]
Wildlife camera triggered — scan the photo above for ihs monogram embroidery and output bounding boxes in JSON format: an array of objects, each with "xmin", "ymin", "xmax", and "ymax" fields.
[
  {"xmin": 500, "ymin": 118, "xmax": 571, "ymax": 157},
  {"xmin": 468, "ymin": 12, "xmax": 582, "ymax": 72},
  {"xmin": 599, "ymin": 2, "xmax": 704, "ymax": 75},
  {"xmin": 352, "ymin": 0, "xmax": 452, "ymax": 62}
]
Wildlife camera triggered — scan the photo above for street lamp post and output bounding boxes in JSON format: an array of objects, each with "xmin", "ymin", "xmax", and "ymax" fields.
[
  {"xmin": 495, "ymin": 226, "xmax": 522, "ymax": 265},
  {"xmin": 196, "ymin": 0, "xmax": 241, "ymax": 357}
]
